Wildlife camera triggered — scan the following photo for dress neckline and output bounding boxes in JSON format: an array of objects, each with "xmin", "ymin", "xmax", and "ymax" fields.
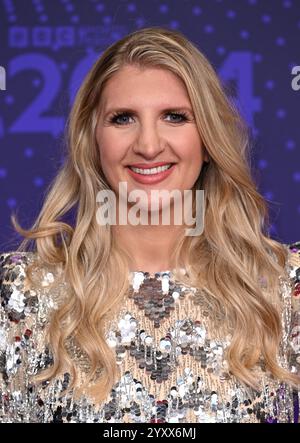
[
  {"xmin": 128, "ymin": 268, "xmax": 188, "ymax": 279},
  {"xmin": 128, "ymin": 268, "xmax": 188, "ymax": 292},
  {"xmin": 129, "ymin": 270, "xmax": 172, "ymax": 277}
]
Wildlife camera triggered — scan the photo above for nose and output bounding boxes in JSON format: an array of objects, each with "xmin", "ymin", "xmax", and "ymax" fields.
[{"xmin": 132, "ymin": 119, "xmax": 164, "ymax": 159}]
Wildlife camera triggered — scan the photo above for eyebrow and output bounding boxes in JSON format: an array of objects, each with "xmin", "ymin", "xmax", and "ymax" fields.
[{"xmin": 103, "ymin": 106, "xmax": 194, "ymax": 116}]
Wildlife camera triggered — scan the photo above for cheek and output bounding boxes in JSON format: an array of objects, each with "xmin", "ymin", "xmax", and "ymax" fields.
[
  {"xmin": 98, "ymin": 134, "xmax": 121, "ymax": 170},
  {"xmin": 180, "ymin": 142, "xmax": 205, "ymax": 186},
  {"xmin": 97, "ymin": 140, "xmax": 116, "ymax": 186},
  {"xmin": 175, "ymin": 130, "xmax": 202, "ymax": 158},
  {"xmin": 181, "ymin": 140, "xmax": 204, "ymax": 168},
  {"xmin": 99, "ymin": 150, "xmax": 120, "ymax": 188},
  {"xmin": 99, "ymin": 147, "xmax": 111, "ymax": 168},
  {"xmin": 96, "ymin": 128, "xmax": 126, "ymax": 189}
]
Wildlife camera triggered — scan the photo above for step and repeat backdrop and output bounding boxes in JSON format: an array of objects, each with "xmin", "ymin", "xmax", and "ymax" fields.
[{"xmin": 0, "ymin": 0, "xmax": 299, "ymax": 250}]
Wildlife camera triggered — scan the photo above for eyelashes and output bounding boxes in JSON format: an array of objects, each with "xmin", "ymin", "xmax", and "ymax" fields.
[{"xmin": 107, "ymin": 111, "xmax": 190, "ymax": 126}]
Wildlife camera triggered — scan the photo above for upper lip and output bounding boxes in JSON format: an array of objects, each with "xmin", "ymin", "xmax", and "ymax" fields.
[{"xmin": 127, "ymin": 162, "xmax": 174, "ymax": 169}]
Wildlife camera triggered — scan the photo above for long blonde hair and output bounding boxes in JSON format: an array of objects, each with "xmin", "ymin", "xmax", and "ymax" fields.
[{"xmin": 11, "ymin": 26, "xmax": 299, "ymax": 401}]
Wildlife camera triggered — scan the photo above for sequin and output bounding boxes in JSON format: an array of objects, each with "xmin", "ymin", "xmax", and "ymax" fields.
[
  {"xmin": 7, "ymin": 288, "xmax": 26, "ymax": 313},
  {"xmin": 0, "ymin": 243, "xmax": 299, "ymax": 423}
]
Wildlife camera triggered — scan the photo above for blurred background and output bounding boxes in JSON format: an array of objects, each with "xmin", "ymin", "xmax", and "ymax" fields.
[{"xmin": 0, "ymin": 0, "xmax": 299, "ymax": 251}]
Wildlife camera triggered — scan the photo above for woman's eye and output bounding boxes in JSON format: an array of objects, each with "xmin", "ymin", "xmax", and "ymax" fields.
[
  {"xmin": 165, "ymin": 113, "xmax": 188, "ymax": 123},
  {"xmin": 111, "ymin": 113, "xmax": 133, "ymax": 125},
  {"xmin": 109, "ymin": 112, "xmax": 188, "ymax": 126}
]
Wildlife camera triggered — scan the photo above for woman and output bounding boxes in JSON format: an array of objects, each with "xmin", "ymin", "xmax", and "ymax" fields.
[{"xmin": 0, "ymin": 26, "xmax": 299, "ymax": 423}]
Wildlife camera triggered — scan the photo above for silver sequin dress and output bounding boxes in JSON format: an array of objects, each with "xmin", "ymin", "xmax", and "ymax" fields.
[{"xmin": 0, "ymin": 243, "xmax": 299, "ymax": 423}]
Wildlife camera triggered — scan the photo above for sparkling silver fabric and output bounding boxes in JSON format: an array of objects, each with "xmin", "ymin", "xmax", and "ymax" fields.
[{"xmin": 0, "ymin": 243, "xmax": 299, "ymax": 423}]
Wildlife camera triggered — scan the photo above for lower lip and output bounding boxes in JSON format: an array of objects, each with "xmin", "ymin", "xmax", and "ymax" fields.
[{"xmin": 127, "ymin": 164, "xmax": 176, "ymax": 185}]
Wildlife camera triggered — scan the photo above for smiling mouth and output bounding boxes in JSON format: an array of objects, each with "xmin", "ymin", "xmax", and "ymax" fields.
[{"xmin": 128, "ymin": 163, "xmax": 173, "ymax": 175}]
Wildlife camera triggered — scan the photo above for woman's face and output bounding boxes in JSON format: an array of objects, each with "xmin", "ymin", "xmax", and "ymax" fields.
[{"xmin": 95, "ymin": 64, "xmax": 208, "ymax": 212}]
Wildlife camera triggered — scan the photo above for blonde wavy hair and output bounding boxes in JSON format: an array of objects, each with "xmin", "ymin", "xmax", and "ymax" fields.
[{"xmin": 11, "ymin": 26, "xmax": 299, "ymax": 402}]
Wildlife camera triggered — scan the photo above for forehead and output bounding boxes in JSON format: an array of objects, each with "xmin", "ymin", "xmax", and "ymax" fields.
[{"xmin": 100, "ymin": 65, "xmax": 191, "ymax": 110}]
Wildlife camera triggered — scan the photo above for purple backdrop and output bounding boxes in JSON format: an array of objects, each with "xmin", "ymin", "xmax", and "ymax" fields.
[{"xmin": 0, "ymin": 0, "xmax": 299, "ymax": 251}]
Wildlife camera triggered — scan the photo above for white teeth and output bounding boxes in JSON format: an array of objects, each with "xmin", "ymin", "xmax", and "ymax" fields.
[{"xmin": 129, "ymin": 164, "xmax": 172, "ymax": 175}]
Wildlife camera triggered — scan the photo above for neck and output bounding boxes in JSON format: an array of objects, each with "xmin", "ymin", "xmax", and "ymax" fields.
[{"xmin": 112, "ymin": 223, "xmax": 185, "ymax": 273}]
